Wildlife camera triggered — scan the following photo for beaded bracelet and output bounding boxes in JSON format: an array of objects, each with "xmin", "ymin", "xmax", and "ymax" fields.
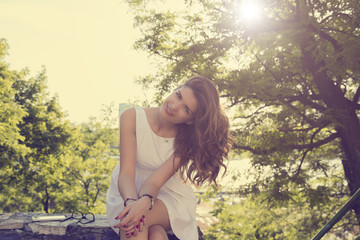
[
  {"xmin": 124, "ymin": 198, "xmax": 137, "ymax": 207},
  {"xmin": 139, "ymin": 194, "xmax": 154, "ymax": 210}
]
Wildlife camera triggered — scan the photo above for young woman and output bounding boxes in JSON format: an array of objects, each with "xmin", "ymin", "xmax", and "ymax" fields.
[{"xmin": 106, "ymin": 76, "xmax": 232, "ymax": 239}]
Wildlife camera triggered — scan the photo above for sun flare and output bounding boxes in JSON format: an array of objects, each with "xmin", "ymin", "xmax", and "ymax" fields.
[{"xmin": 238, "ymin": 1, "xmax": 262, "ymax": 22}]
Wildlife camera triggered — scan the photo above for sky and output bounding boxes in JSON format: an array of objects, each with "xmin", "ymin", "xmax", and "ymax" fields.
[
  {"xmin": 0, "ymin": 0, "xmax": 155, "ymax": 124},
  {"xmin": 1, "ymin": 0, "xmax": 253, "ymax": 176}
]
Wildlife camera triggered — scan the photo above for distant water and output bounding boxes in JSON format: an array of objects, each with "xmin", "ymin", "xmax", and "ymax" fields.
[
  {"xmin": 193, "ymin": 158, "xmax": 252, "ymax": 193},
  {"xmin": 217, "ymin": 158, "xmax": 252, "ymax": 191}
]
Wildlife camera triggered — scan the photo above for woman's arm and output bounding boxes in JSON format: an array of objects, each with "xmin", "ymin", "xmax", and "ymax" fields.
[
  {"xmin": 116, "ymin": 154, "xmax": 180, "ymax": 228},
  {"xmin": 138, "ymin": 154, "xmax": 180, "ymax": 201},
  {"xmin": 117, "ymin": 108, "xmax": 138, "ymax": 202}
]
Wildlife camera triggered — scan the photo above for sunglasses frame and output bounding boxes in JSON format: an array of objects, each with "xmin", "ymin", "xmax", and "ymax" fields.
[{"xmin": 61, "ymin": 211, "xmax": 95, "ymax": 224}]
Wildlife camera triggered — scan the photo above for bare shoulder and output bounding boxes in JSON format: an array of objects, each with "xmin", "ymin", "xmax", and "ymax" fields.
[
  {"xmin": 120, "ymin": 107, "xmax": 136, "ymax": 130},
  {"xmin": 120, "ymin": 107, "xmax": 136, "ymax": 120}
]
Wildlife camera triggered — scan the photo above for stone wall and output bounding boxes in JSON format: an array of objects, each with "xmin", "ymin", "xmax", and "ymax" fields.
[
  {"xmin": 0, "ymin": 212, "xmax": 118, "ymax": 240},
  {"xmin": 0, "ymin": 212, "xmax": 190, "ymax": 240}
]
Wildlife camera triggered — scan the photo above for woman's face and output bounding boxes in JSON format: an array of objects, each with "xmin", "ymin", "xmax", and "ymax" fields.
[{"xmin": 160, "ymin": 86, "xmax": 198, "ymax": 125}]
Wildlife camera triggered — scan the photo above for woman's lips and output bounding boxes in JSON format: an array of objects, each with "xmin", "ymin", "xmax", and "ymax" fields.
[{"xmin": 166, "ymin": 104, "xmax": 174, "ymax": 116}]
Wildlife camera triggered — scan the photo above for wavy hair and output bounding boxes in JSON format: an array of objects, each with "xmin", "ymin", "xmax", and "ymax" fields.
[{"xmin": 174, "ymin": 76, "xmax": 233, "ymax": 186}]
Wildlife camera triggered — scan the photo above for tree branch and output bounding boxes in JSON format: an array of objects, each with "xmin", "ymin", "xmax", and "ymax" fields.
[
  {"xmin": 234, "ymin": 132, "xmax": 339, "ymax": 155},
  {"xmin": 308, "ymin": 24, "xmax": 342, "ymax": 52},
  {"xmin": 320, "ymin": 12, "xmax": 352, "ymax": 25},
  {"xmin": 284, "ymin": 95, "xmax": 326, "ymax": 111},
  {"xmin": 352, "ymin": 86, "xmax": 360, "ymax": 109},
  {"xmin": 234, "ymin": 105, "xmax": 268, "ymax": 119},
  {"xmin": 292, "ymin": 150, "xmax": 309, "ymax": 180},
  {"xmin": 279, "ymin": 98, "xmax": 318, "ymax": 126},
  {"xmin": 278, "ymin": 120, "xmax": 331, "ymax": 133},
  {"xmin": 250, "ymin": 49, "xmax": 279, "ymax": 81}
]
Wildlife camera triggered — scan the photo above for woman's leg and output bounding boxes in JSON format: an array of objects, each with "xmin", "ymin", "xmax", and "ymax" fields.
[
  {"xmin": 119, "ymin": 198, "xmax": 171, "ymax": 240},
  {"xmin": 148, "ymin": 225, "xmax": 169, "ymax": 240}
]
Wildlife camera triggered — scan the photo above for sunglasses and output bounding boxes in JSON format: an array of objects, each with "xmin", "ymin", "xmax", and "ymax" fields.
[{"xmin": 61, "ymin": 211, "xmax": 95, "ymax": 224}]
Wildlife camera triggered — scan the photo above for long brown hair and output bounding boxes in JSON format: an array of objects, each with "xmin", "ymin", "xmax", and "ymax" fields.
[{"xmin": 174, "ymin": 76, "xmax": 232, "ymax": 186}]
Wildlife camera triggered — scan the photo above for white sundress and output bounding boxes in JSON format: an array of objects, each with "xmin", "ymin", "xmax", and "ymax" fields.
[{"xmin": 106, "ymin": 107, "xmax": 199, "ymax": 240}]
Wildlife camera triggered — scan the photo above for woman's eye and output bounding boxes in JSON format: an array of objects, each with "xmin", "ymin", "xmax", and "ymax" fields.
[{"xmin": 176, "ymin": 91, "xmax": 181, "ymax": 98}]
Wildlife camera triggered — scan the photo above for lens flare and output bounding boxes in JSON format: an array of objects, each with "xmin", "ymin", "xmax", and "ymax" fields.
[{"xmin": 238, "ymin": 1, "xmax": 262, "ymax": 23}]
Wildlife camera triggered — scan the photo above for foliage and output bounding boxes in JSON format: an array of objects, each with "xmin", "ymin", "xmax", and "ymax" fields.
[
  {"xmin": 11, "ymin": 68, "xmax": 75, "ymax": 213},
  {"xmin": 125, "ymin": 0, "xmax": 360, "ymax": 236},
  {"xmin": 205, "ymin": 193, "xmax": 358, "ymax": 240},
  {"xmin": 0, "ymin": 39, "xmax": 29, "ymax": 171},
  {"xmin": 204, "ymin": 160, "xmax": 359, "ymax": 239},
  {"xmin": 0, "ymin": 39, "xmax": 119, "ymax": 214},
  {"xmin": 59, "ymin": 119, "xmax": 118, "ymax": 214}
]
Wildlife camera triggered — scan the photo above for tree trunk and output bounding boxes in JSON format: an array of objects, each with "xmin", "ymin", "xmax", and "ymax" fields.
[
  {"xmin": 337, "ymin": 119, "xmax": 360, "ymax": 222},
  {"xmin": 302, "ymin": 36, "xmax": 360, "ymax": 223},
  {"xmin": 313, "ymin": 69, "xmax": 360, "ymax": 224},
  {"xmin": 43, "ymin": 186, "xmax": 50, "ymax": 213}
]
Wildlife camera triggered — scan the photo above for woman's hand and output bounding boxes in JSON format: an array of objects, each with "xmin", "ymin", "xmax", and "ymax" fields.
[
  {"xmin": 114, "ymin": 197, "xmax": 151, "ymax": 237},
  {"xmin": 122, "ymin": 215, "xmax": 146, "ymax": 238}
]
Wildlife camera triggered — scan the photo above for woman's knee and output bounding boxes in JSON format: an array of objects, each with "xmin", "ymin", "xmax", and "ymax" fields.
[{"xmin": 148, "ymin": 225, "xmax": 169, "ymax": 240}]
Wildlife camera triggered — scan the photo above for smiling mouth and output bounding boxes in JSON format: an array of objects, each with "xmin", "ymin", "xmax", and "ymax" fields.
[{"xmin": 166, "ymin": 104, "xmax": 174, "ymax": 116}]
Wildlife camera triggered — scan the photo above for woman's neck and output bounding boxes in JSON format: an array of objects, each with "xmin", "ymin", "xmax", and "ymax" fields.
[{"xmin": 153, "ymin": 107, "xmax": 177, "ymax": 138}]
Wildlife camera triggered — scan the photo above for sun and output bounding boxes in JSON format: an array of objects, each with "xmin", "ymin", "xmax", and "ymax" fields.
[{"xmin": 238, "ymin": 0, "xmax": 262, "ymax": 23}]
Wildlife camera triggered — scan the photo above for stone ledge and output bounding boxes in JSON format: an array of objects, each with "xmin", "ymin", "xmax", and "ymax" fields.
[
  {"xmin": 0, "ymin": 213, "xmax": 202, "ymax": 240},
  {"xmin": 0, "ymin": 212, "xmax": 121, "ymax": 240}
]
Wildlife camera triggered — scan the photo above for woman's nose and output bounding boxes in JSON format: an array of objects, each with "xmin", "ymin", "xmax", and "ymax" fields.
[{"xmin": 172, "ymin": 101, "xmax": 181, "ymax": 112}]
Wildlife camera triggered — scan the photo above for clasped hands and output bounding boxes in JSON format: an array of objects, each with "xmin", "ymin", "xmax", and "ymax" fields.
[{"xmin": 114, "ymin": 197, "xmax": 151, "ymax": 238}]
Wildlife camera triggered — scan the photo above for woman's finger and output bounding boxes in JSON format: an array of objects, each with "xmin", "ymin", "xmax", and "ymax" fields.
[
  {"xmin": 142, "ymin": 215, "xmax": 146, "ymax": 227},
  {"xmin": 125, "ymin": 231, "xmax": 133, "ymax": 238},
  {"xmin": 122, "ymin": 223, "xmax": 137, "ymax": 232},
  {"xmin": 116, "ymin": 207, "xmax": 129, "ymax": 220},
  {"xmin": 133, "ymin": 227, "xmax": 139, "ymax": 237},
  {"xmin": 114, "ymin": 212, "xmax": 130, "ymax": 229},
  {"xmin": 119, "ymin": 214, "xmax": 133, "ymax": 228},
  {"xmin": 121, "ymin": 217, "xmax": 141, "ymax": 232},
  {"xmin": 138, "ymin": 219, "xmax": 143, "ymax": 232},
  {"xmin": 125, "ymin": 228, "xmax": 137, "ymax": 238}
]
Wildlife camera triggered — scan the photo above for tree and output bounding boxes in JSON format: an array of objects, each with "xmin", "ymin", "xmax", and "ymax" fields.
[
  {"xmin": 0, "ymin": 40, "xmax": 119, "ymax": 214},
  {"xmin": 60, "ymin": 118, "xmax": 118, "ymax": 214},
  {"xmin": 0, "ymin": 39, "xmax": 28, "ymax": 170},
  {"xmin": 125, "ymin": 0, "xmax": 360, "ymax": 225},
  {"xmin": 1, "ymin": 66, "xmax": 76, "ymax": 213},
  {"xmin": 204, "ymin": 158, "xmax": 358, "ymax": 239},
  {"xmin": 0, "ymin": 39, "xmax": 30, "ymax": 210}
]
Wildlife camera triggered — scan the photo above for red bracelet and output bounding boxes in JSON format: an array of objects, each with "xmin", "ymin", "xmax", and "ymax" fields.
[{"xmin": 124, "ymin": 198, "xmax": 137, "ymax": 207}]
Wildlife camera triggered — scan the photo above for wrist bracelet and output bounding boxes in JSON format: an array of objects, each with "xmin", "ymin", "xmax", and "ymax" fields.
[
  {"xmin": 124, "ymin": 198, "xmax": 137, "ymax": 207},
  {"xmin": 139, "ymin": 194, "xmax": 154, "ymax": 210}
]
